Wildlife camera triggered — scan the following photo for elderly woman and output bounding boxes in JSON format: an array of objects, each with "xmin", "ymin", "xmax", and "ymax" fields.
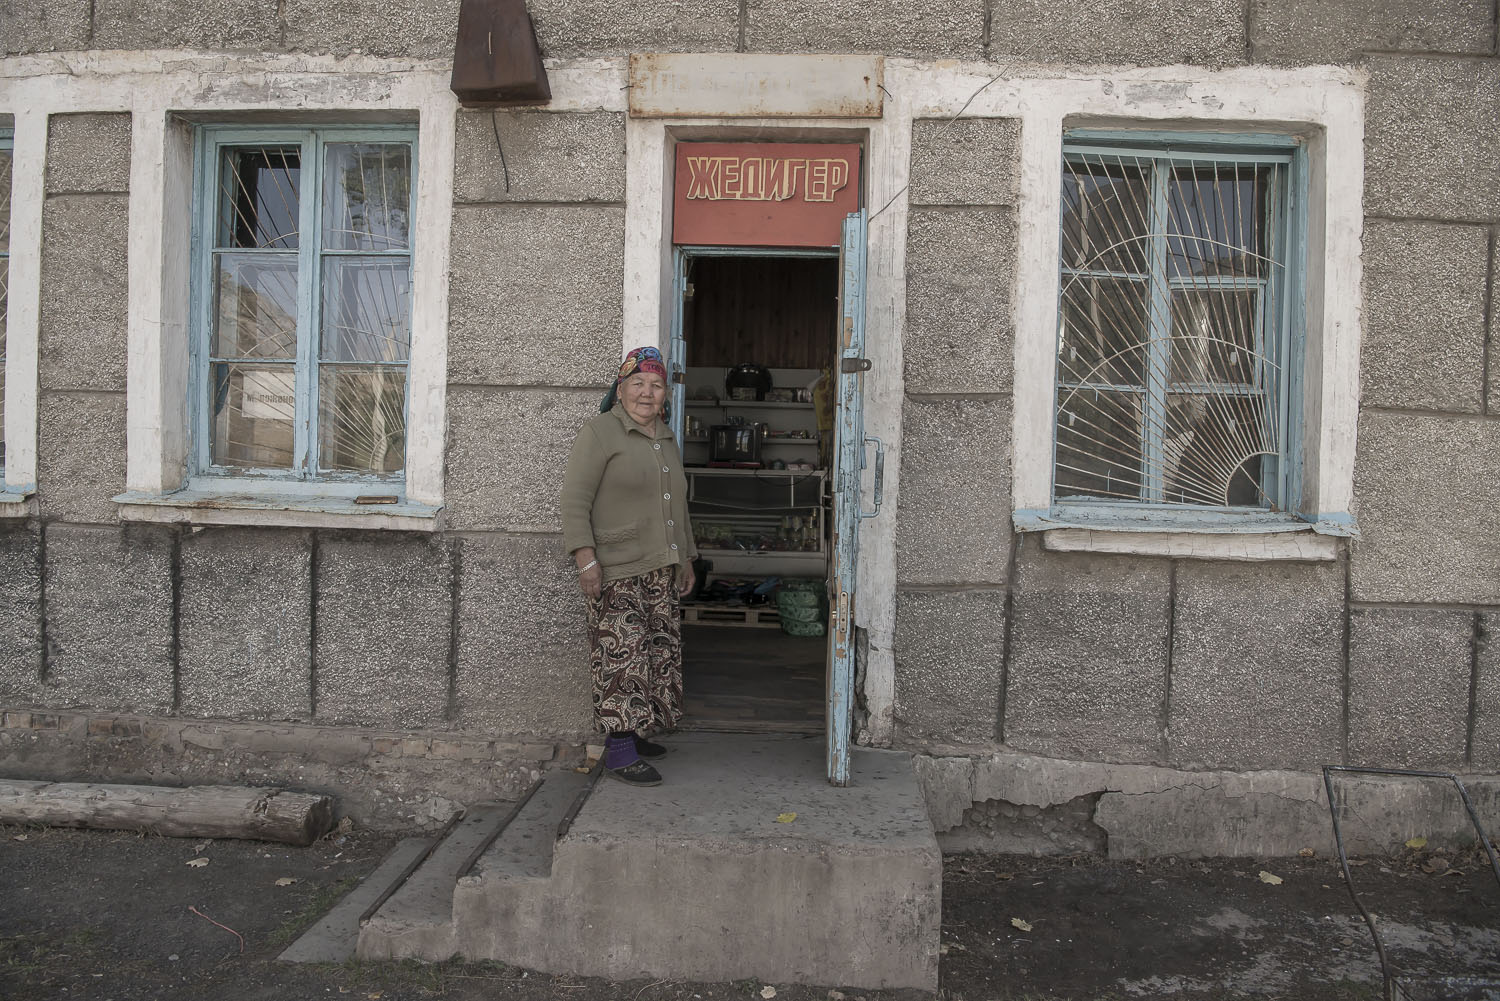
[{"xmin": 561, "ymin": 346, "xmax": 697, "ymax": 786}]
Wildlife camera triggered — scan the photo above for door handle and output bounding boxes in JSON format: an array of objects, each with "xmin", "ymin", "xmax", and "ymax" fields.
[{"xmin": 858, "ymin": 436, "xmax": 884, "ymax": 519}]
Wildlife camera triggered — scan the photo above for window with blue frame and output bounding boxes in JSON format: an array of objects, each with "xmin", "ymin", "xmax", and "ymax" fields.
[
  {"xmin": 192, "ymin": 126, "xmax": 416, "ymax": 481},
  {"xmin": 1053, "ymin": 133, "xmax": 1303, "ymax": 512},
  {"xmin": 1, "ymin": 130, "xmax": 12, "ymax": 472}
]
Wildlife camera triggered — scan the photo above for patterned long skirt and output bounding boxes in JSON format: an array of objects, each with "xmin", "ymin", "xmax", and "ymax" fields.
[{"xmin": 588, "ymin": 565, "xmax": 683, "ymax": 733}]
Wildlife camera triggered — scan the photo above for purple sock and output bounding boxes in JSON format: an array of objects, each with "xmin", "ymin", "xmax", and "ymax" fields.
[{"xmin": 604, "ymin": 733, "xmax": 639, "ymax": 769}]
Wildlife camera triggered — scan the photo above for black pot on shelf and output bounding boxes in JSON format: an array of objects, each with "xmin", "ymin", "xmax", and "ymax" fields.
[{"xmin": 725, "ymin": 363, "xmax": 772, "ymax": 401}]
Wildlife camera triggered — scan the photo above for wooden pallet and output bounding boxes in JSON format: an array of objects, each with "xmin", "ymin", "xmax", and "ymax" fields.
[{"xmin": 681, "ymin": 604, "xmax": 782, "ymax": 629}]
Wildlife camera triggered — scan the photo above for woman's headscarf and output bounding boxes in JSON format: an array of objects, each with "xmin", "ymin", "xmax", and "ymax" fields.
[{"xmin": 600, "ymin": 345, "xmax": 669, "ymax": 414}]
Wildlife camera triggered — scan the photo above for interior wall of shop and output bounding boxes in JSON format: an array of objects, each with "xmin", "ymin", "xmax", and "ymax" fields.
[{"xmin": 1, "ymin": 1, "xmax": 1498, "ymax": 846}]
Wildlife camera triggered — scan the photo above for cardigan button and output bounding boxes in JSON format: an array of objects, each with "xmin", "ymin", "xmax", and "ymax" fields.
[
  {"xmin": 662, "ymin": 466, "xmax": 670, "ymax": 473},
  {"xmin": 663, "ymin": 492, "xmax": 670, "ymax": 500},
  {"xmin": 653, "ymin": 443, "xmax": 662, "ymax": 450}
]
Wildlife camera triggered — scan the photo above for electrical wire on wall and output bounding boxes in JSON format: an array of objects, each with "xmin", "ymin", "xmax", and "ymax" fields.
[
  {"xmin": 490, "ymin": 110, "xmax": 512, "ymax": 193},
  {"xmin": 868, "ymin": 45, "xmax": 1034, "ymax": 223}
]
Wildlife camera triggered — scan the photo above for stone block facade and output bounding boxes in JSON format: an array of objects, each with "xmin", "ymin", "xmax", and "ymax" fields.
[
  {"xmin": 894, "ymin": 396, "xmax": 1012, "ymax": 587},
  {"xmin": 443, "ymin": 387, "xmax": 600, "ymax": 532},
  {"xmin": 447, "ymin": 204, "xmax": 625, "ymax": 388},
  {"xmin": 314, "ymin": 535, "xmax": 454, "ymax": 729},
  {"xmin": 39, "ymin": 524, "xmax": 174, "ymax": 714},
  {"xmin": 1168, "ymin": 561, "xmax": 1344, "ymax": 770},
  {"xmin": 0, "ymin": 525, "xmax": 42, "ymax": 703},
  {"xmin": 1004, "ymin": 547, "xmax": 1170, "ymax": 762},
  {"xmin": 893, "ymin": 589, "xmax": 1007, "ymax": 744},
  {"xmin": 1348, "ymin": 607, "xmax": 1474, "ymax": 768},
  {"xmin": 178, "ymin": 528, "xmax": 314, "ymax": 720},
  {"xmin": 454, "ymin": 533, "xmax": 593, "ymax": 735}
]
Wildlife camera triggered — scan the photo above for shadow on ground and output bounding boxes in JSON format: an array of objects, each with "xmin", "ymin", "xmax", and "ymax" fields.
[{"xmin": 1, "ymin": 824, "xmax": 1496, "ymax": 1000}]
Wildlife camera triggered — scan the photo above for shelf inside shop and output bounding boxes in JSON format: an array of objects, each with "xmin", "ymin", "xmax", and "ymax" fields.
[
  {"xmin": 686, "ymin": 399, "xmax": 815, "ymax": 410},
  {"xmin": 684, "ymin": 437, "xmax": 819, "ymax": 446}
]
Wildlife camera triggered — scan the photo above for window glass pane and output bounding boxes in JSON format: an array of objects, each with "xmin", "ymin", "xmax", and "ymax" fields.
[
  {"xmin": 216, "ymin": 146, "xmax": 301, "ymax": 250},
  {"xmin": 1162, "ymin": 391, "xmax": 1271, "ymax": 507},
  {"xmin": 1054, "ymin": 388, "xmax": 1144, "ymax": 501},
  {"xmin": 1166, "ymin": 161, "xmax": 1270, "ymax": 280},
  {"xmin": 210, "ymin": 363, "xmax": 296, "ymax": 469},
  {"xmin": 1060, "ymin": 157, "xmax": 1148, "ymax": 274},
  {"xmin": 317, "ymin": 365, "xmax": 406, "ymax": 475},
  {"xmin": 1058, "ymin": 276, "xmax": 1148, "ymax": 386},
  {"xmin": 1168, "ymin": 288, "xmax": 1263, "ymax": 388},
  {"xmin": 319, "ymin": 257, "xmax": 411, "ymax": 362},
  {"xmin": 213, "ymin": 254, "xmax": 299, "ymax": 359},
  {"xmin": 322, "ymin": 143, "xmax": 411, "ymax": 251}
]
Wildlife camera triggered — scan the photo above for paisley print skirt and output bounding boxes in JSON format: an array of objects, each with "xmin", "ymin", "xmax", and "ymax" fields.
[{"xmin": 588, "ymin": 565, "xmax": 683, "ymax": 733}]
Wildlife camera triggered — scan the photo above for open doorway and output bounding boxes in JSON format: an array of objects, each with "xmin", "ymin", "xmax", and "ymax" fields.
[{"xmin": 676, "ymin": 251, "xmax": 839, "ymax": 733}]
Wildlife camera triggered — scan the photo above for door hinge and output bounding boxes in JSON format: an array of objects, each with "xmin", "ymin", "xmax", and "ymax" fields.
[
  {"xmin": 840, "ymin": 357, "xmax": 871, "ymax": 374},
  {"xmin": 683, "ymin": 282, "xmax": 695, "ymax": 300},
  {"xmin": 672, "ymin": 369, "xmax": 685, "ymax": 385}
]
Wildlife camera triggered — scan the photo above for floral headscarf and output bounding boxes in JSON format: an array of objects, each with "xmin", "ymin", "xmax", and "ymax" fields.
[{"xmin": 600, "ymin": 346, "xmax": 669, "ymax": 414}]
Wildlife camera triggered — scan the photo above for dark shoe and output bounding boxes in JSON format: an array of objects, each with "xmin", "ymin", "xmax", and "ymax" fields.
[
  {"xmin": 635, "ymin": 735, "xmax": 669, "ymax": 759},
  {"xmin": 605, "ymin": 759, "xmax": 662, "ymax": 786}
]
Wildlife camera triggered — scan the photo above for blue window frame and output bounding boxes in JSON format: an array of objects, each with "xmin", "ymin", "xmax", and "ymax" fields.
[
  {"xmin": 190, "ymin": 125, "xmax": 417, "ymax": 482},
  {"xmin": 1053, "ymin": 131, "xmax": 1305, "ymax": 513},
  {"xmin": 0, "ymin": 129, "xmax": 11, "ymax": 473}
]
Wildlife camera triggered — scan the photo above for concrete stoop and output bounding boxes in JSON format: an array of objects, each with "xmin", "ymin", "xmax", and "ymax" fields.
[{"xmin": 352, "ymin": 733, "xmax": 942, "ymax": 991}]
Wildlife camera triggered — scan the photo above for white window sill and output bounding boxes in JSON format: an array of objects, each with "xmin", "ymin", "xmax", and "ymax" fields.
[
  {"xmin": 0, "ymin": 488, "xmax": 37, "ymax": 519},
  {"xmin": 1014, "ymin": 508, "xmax": 1354, "ymax": 561},
  {"xmin": 114, "ymin": 489, "xmax": 441, "ymax": 532}
]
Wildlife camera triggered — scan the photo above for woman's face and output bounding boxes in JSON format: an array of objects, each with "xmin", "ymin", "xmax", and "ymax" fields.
[{"xmin": 620, "ymin": 371, "xmax": 667, "ymax": 427}]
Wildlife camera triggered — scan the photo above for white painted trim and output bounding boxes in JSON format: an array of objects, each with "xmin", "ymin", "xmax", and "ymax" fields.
[
  {"xmin": 1042, "ymin": 527, "xmax": 1339, "ymax": 561},
  {"xmin": 627, "ymin": 53, "xmax": 884, "ymax": 119},
  {"xmin": 968, "ymin": 62, "xmax": 1366, "ymax": 532},
  {"xmin": 0, "ymin": 490, "xmax": 36, "ymax": 518},
  {"xmin": 2, "ymin": 109, "xmax": 44, "ymax": 493},
  {"xmin": 115, "ymin": 490, "xmax": 439, "ymax": 532},
  {"xmin": 404, "ymin": 89, "xmax": 457, "ymax": 507}
]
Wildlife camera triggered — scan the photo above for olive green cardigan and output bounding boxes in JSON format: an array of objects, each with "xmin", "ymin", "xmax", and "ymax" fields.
[{"xmin": 560, "ymin": 405, "xmax": 698, "ymax": 583}]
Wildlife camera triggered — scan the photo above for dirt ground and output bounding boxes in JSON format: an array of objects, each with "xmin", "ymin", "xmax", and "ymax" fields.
[{"xmin": 1, "ymin": 823, "xmax": 1497, "ymax": 1001}]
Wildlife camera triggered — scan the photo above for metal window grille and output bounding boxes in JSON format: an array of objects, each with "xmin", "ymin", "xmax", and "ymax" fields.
[
  {"xmin": 1054, "ymin": 139, "xmax": 1297, "ymax": 510},
  {"xmin": 194, "ymin": 127, "xmax": 416, "ymax": 480}
]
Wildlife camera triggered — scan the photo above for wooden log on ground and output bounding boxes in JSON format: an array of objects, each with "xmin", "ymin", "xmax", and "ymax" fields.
[{"xmin": 0, "ymin": 780, "xmax": 335, "ymax": 846}]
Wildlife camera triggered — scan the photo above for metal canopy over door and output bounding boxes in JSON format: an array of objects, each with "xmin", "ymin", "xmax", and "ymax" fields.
[{"xmin": 827, "ymin": 208, "xmax": 880, "ymax": 787}]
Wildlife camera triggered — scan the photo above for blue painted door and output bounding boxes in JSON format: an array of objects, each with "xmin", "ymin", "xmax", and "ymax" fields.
[
  {"xmin": 827, "ymin": 210, "xmax": 870, "ymax": 787},
  {"xmin": 667, "ymin": 249, "xmax": 688, "ymax": 443}
]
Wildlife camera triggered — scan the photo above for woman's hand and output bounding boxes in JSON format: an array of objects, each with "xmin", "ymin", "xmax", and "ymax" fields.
[
  {"xmin": 579, "ymin": 564, "xmax": 602, "ymax": 599},
  {"xmin": 677, "ymin": 563, "xmax": 696, "ymax": 597},
  {"xmin": 575, "ymin": 548, "xmax": 602, "ymax": 600}
]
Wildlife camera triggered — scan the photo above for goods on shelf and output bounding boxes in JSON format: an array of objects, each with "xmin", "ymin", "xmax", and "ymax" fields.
[
  {"xmin": 693, "ymin": 514, "xmax": 820, "ymax": 554},
  {"xmin": 775, "ymin": 578, "xmax": 827, "ymax": 638}
]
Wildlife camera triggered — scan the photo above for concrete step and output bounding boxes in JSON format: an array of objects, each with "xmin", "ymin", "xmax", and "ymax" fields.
[
  {"xmin": 357, "ymin": 802, "xmax": 519, "ymax": 960},
  {"xmin": 452, "ymin": 733, "xmax": 942, "ymax": 991},
  {"xmin": 278, "ymin": 836, "xmax": 432, "ymax": 964},
  {"xmin": 357, "ymin": 769, "xmax": 596, "ymax": 962},
  {"xmin": 449, "ymin": 767, "xmax": 596, "ymax": 959}
]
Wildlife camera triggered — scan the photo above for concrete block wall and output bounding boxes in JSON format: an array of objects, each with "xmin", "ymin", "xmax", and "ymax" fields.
[
  {"xmin": 21, "ymin": 0, "xmax": 1488, "ymax": 66},
  {"xmin": 443, "ymin": 108, "xmax": 621, "ymax": 738},
  {"xmin": 894, "ymin": 6, "xmax": 1500, "ymax": 810}
]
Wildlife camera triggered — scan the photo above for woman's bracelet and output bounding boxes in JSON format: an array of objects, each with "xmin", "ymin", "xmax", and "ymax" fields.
[{"xmin": 577, "ymin": 559, "xmax": 599, "ymax": 574}]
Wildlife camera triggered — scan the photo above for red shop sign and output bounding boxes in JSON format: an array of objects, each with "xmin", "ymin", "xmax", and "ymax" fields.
[{"xmin": 672, "ymin": 142, "xmax": 862, "ymax": 248}]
